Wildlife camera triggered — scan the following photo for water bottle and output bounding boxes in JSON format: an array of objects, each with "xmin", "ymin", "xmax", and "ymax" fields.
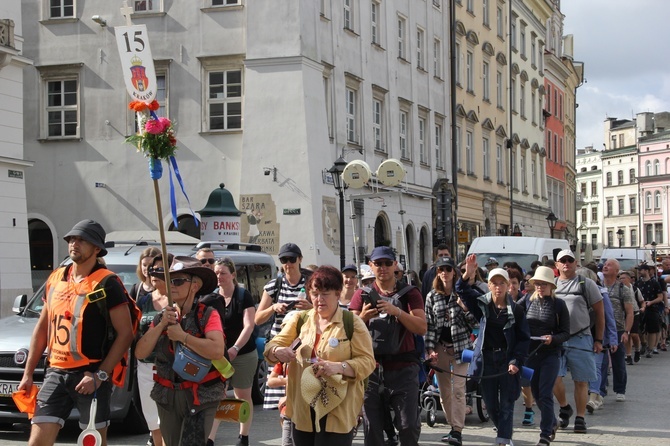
[
  {"xmin": 212, "ymin": 357, "xmax": 235, "ymax": 379},
  {"xmin": 298, "ymin": 287, "xmax": 307, "ymax": 301}
]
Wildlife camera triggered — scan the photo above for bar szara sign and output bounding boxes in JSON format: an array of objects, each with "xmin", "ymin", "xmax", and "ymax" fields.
[{"xmin": 239, "ymin": 194, "xmax": 280, "ymax": 255}]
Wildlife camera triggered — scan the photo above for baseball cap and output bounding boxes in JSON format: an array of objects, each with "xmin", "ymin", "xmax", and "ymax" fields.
[
  {"xmin": 278, "ymin": 242, "xmax": 302, "ymax": 258},
  {"xmin": 63, "ymin": 219, "xmax": 108, "ymax": 257},
  {"xmin": 556, "ymin": 249, "xmax": 575, "ymax": 261},
  {"xmin": 485, "ymin": 257, "xmax": 499, "ymax": 266},
  {"xmin": 435, "ymin": 257, "xmax": 456, "ymax": 269},
  {"xmin": 341, "ymin": 264, "xmax": 358, "ymax": 273},
  {"xmin": 487, "ymin": 267, "xmax": 509, "ymax": 282},
  {"xmin": 370, "ymin": 246, "xmax": 395, "ymax": 261}
]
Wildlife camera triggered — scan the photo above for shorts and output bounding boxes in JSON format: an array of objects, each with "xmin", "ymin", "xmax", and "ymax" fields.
[
  {"xmin": 137, "ymin": 361, "xmax": 160, "ymax": 431},
  {"xmin": 631, "ymin": 313, "xmax": 640, "ymax": 334},
  {"xmin": 229, "ymin": 350, "xmax": 258, "ymax": 389},
  {"xmin": 558, "ymin": 334, "xmax": 597, "ymax": 383},
  {"xmin": 643, "ymin": 309, "xmax": 662, "ymax": 333},
  {"xmin": 33, "ymin": 367, "xmax": 112, "ymax": 429}
]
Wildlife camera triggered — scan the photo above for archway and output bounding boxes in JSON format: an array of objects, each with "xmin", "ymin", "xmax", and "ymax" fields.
[
  {"xmin": 374, "ymin": 213, "xmax": 391, "ymax": 249},
  {"xmin": 419, "ymin": 225, "xmax": 430, "ymax": 274},
  {"xmin": 28, "ymin": 219, "xmax": 54, "ymax": 289},
  {"xmin": 405, "ymin": 223, "xmax": 415, "ymax": 271}
]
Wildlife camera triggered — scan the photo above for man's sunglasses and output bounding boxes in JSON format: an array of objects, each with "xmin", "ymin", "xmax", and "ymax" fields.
[
  {"xmin": 200, "ymin": 258, "xmax": 216, "ymax": 265},
  {"xmin": 148, "ymin": 267, "xmax": 165, "ymax": 275},
  {"xmin": 438, "ymin": 266, "xmax": 454, "ymax": 273},
  {"xmin": 372, "ymin": 260, "xmax": 394, "ymax": 267},
  {"xmin": 170, "ymin": 277, "xmax": 193, "ymax": 287},
  {"xmin": 279, "ymin": 257, "xmax": 298, "ymax": 264},
  {"xmin": 558, "ymin": 257, "xmax": 575, "ymax": 264}
]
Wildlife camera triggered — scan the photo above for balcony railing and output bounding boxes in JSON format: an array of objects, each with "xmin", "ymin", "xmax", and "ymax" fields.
[{"xmin": 0, "ymin": 19, "xmax": 14, "ymax": 49}]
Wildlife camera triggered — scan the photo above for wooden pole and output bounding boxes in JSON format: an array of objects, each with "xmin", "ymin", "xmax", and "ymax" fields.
[{"xmin": 153, "ymin": 176, "xmax": 173, "ymax": 307}]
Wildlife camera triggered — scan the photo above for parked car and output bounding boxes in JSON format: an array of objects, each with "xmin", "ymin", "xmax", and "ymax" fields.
[{"xmin": 467, "ymin": 236, "xmax": 570, "ymax": 272}]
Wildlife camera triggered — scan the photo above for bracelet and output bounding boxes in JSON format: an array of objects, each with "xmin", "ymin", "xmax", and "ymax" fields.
[
  {"xmin": 232, "ymin": 345, "xmax": 240, "ymax": 351},
  {"xmin": 184, "ymin": 334, "xmax": 189, "ymax": 345}
]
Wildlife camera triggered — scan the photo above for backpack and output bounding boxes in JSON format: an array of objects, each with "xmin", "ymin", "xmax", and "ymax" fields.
[
  {"xmin": 363, "ymin": 284, "xmax": 417, "ymax": 358},
  {"xmin": 92, "ymin": 273, "xmax": 142, "ymax": 388},
  {"xmin": 555, "ymin": 274, "xmax": 593, "ymax": 335},
  {"xmin": 231, "ymin": 286, "xmax": 260, "ymax": 342}
]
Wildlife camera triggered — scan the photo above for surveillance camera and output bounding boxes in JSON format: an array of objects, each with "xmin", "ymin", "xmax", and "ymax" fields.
[{"xmin": 263, "ymin": 168, "xmax": 271, "ymax": 176}]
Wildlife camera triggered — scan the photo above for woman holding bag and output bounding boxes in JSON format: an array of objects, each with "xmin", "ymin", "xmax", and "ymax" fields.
[
  {"xmin": 264, "ymin": 265, "xmax": 375, "ymax": 446},
  {"xmin": 136, "ymin": 257, "xmax": 225, "ymax": 446},
  {"xmin": 424, "ymin": 257, "xmax": 477, "ymax": 446}
]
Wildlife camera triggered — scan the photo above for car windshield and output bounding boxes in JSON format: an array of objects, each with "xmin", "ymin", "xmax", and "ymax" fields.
[
  {"xmin": 22, "ymin": 264, "xmax": 139, "ymax": 318},
  {"xmin": 474, "ymin": 254, "xmax": 538, "ymax": 273}
]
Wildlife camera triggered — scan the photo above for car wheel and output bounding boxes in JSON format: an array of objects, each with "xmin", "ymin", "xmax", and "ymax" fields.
[{"xmin": 251, "ymin": 359, "xmax": 268, "ymax": 405}]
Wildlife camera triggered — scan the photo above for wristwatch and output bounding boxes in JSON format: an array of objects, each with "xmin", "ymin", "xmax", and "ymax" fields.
[
  {"xmin": 96, "ymin": 369, "xmax": 109, "ymax": 382},
  {"xmin": 232, "ymin": 345, "xmax": 240, "ymax": 351}
]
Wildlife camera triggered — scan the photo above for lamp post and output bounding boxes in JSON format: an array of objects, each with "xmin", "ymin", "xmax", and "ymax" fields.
[
  {"xmin": 546, "ymin": 212, "xmax": 558, "ymax": 239},
  {"xmin": 616, "ymin": 228, "xmax": 624, "ymax": 248},
  {"xmin": 329, "ymin": 157, "xmax": 348, "ymax": 269},
  {"xmin": 651, "ymin": 240, "xmax": 657, "ymax": 266}
]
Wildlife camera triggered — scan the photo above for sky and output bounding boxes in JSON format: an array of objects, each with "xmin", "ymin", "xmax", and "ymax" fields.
[{"xmin": 560, "ymin": 0, "xmax": 670, "ymax": 150}]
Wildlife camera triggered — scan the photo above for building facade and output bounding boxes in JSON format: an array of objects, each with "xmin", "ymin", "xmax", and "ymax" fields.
[
  {"xmin": 575, "ymin": 147, "xmax": 603, "ymax": 262},
  {"xmin": 0, "ymin": 1, "xmax": 32, "ymax": 314}
]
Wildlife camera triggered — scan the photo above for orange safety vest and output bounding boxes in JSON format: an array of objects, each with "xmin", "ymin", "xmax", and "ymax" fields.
[{"xmin": 45, "ymin": 267, "xmax": 115, "ymax": 370}]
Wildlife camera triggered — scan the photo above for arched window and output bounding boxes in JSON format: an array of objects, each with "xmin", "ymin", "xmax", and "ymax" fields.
[
  {"xmin": 645, "ymin": 160, "xmax": 652, "ymax": 176},
  {"xmin": 655, "ymin": 191, "xmax": 662, "ymax": 209},
  {"xmin": 645, "ymin": 192, "xmax": 652, "ymax": 210},
  {"xmin": 654, "ymin": 160, "xmax": 660, "ymax": 175},
  {"xmin": 629, "ymin": 168, "xmax": 636, "ymax": 183}
]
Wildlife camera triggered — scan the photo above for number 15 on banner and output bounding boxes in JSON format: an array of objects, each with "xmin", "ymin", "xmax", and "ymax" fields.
[{"xmin": 115, "ymin": 25, "xmax": 157, "ymax": 103}]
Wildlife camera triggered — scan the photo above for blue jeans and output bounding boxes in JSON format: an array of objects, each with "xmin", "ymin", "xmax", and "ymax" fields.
[
  {"xmin": 480, "ymin": 350, "xmax": 520, "ymax": 444},
  {"xmin": 527, "ymin": 351, "xmax": 559, "ymax": 439},
  {"xmin": 610, "ymin": 333, "xmax": 628, "ymax": 394}
]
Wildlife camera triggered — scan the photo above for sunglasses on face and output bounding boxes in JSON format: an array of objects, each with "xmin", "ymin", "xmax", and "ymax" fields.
[
  {"xmin": 438, "ymin": 266, "xmax": 454, "ymax": 273},
  {"xmin": 148, "ymin": 267, "xmax": 165, "ymax": 274},
  {"xmin": 279, "ymin": 257, "xmax": 298, "ymax": 264},
  {"xmin": 200, "ymin": 258, "xmax": 216, "ymax": 265},
  {"xmin": 170, "ymin": 277, "xmax": 193, "ymax": 287},
  {"xmin": 558, "ymin": 257, "xmax": 575, "ymax": 264},
  {"xmin": 373, "ymin": 260, "xmax": 394, "ymax": 268}
]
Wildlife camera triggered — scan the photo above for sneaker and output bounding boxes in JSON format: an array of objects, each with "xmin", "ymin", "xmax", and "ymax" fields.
[
  {"xmin": 594, "ymin": 393, "xmax": 604, "ymax": 410},
  {"xmin": 573, "ymin": 416, "xmax": 587, "ymax": 434},
  {"xmin": 536, "ymin": 438, "xmax": 551, "ymax": 446},
  {"xmin": 646, "ymin": 351, "xmax": 653, "ymax": 358},
  {"xmin": 653, "ymin": 349, "xmax": 659, "ymax": 354},
  {"xmin": 634, "ymin": 350, "xmax": 641, "ymax": 362},
  {"xmin": 626, "ymin": 355, "xmax": 633, "ymax": 365},
  {"xmin": 444, "ymin": 430, "xmax": 462, "ymax": 446},
  {"xmin": 586, "ymin": 393, "xmax": 599, "ymax": 414},
  {"xmin": 549, "ymin": 419, "xmax": 559, "ymax": 441},
  {"xmin": 523, "ymin": 408, "xmax": 535, "ymax": 426},
  {"xmin": 661, "ymin": 344, "xmax": 668, "ymax": 351},
  {"xmin": 616, "ymin": 393, "xmax": 626, "ymax": 402},
  {"xmin": 558, "ymin": 404, "xmax": 573, "ymax": 429}
]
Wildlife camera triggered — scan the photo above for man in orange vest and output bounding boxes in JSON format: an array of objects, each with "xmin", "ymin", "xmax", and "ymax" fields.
[{"xmin": 18, "ymin": 219, "xmax": 134, "ymax": 446}]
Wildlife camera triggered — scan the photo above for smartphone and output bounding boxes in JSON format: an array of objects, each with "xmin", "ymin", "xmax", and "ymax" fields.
[
  {"xmin": 363, "ymin": 291, "xmax": 379, "ymax": 309},
  {"xmin": 285, "ymin": 300, "xmax": 297, "ymax": 311},
  {"xmin": 290, "ymin": 338, "xmax": 302, "ymax": 351}
]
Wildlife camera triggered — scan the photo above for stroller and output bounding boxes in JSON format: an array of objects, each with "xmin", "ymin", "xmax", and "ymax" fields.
[{"xmin": 421, "ymin": 361, "xmax": 489, "ymax": 427}]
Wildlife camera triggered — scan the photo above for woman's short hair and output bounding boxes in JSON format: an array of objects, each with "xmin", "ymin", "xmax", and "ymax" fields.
[
  {"xmin": 137, "ymin": 247, "xmax": 161, "ymax": 282},
  {"xmin": 306, "ymin": 265, "xmax": 343, "ymax": 292},
  {"xmin": 507, "ymin": 269, "xmax": 523, "ymax": 283}
]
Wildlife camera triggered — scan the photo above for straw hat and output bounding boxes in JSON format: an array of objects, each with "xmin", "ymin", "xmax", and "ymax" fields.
[
  {"xmin": 301, "ymin": 365, "xmax": 348, "ymax": 431},
  {"xmin": 528, "ymin": 266, "xmax": 557, "ymax": 289}
]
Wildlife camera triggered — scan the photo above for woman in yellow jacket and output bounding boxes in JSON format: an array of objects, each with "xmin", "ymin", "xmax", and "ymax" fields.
[{"xmin": 264, "ymin": 265, "xmax": 375, "ymax": 445}]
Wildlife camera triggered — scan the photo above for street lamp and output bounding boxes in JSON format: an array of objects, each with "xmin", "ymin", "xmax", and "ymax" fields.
[
  {"xmin": 328, "ymin": 157, "xmax": 348, "ymax": 269},
  {"xmin": 616, "ymin": 228, "xmax": 624, "ymax": 247},
  {"xmin": 651, "ymin": 240, "xmax": 657, "ymax": 265},
  {"xmin": 546, "ymin": 212, "xmax": 558, "ymax": 239}
]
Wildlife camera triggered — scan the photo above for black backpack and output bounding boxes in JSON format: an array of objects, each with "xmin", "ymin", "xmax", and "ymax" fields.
[{"xmin": 363, "ymin": 283, "xmax": 417, "ymax": 358}]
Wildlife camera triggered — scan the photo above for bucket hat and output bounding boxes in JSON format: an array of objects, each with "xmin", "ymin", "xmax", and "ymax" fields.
[
  {"xmin": 63, "ymin": 219, "xmax": 108, "ymax": 257},
  {"xmin": 301, "ymin": 365, "xmax": 348, "ymax": 432},
  {"xmin": 169, "ymin": 256, "xmax": 217, "ymax": 295},
  {"xmin": 528, "ymin": 266, "xmax": 557, "ymax": 288}
]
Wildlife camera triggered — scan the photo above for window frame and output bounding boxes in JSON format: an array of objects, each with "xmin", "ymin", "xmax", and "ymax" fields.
[
  {"xmin": 201, "ymin": 57, "xmax": 243, "ymax": 133},
  {"xmin": 133, "ymin": 0, "xmax": 164, "ymax": 13},
  {"xmin": 399, "ymin": 108, "xmax": 409, "ymax": 160},
  {"xmin": 417, "ymin": 27, "xmax": 426, "ymax": 70},
  {"xmin": 482, "ymin": 136, "xmax": 490, "ymax": 179},
  {"xmin": 38, "ymin": 63, "xmax": 83, "ymax": 140},
  {"xmin": 398, "ymin": 15, "xmax": 407, "ymax": 60},
  {"xmin": 48, "ymin": 0, "xmax": 76, "ymax": 19}
]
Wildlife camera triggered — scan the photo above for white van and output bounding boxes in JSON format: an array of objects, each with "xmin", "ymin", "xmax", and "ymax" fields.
[
  {"xmin": 467, "ymin": 236, "xmax": 570, "ymax": 273},
  {"xmin": 599, "ymin": 248, "xmax": 652, "ymax": 272}
]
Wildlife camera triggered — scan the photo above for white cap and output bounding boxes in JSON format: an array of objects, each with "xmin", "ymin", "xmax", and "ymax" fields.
[
  {"xmin": 556, "ymin": 249, "xmax": 576, "ymax": 261},
  {"xmin": 487, "ymin": 267, "xmax": 509, "ymax": 282}
]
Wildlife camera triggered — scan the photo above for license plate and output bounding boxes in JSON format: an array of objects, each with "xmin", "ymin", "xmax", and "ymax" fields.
[{"xmin": 0, "ymin": 381, "xmax": 40, "ymax": 398}]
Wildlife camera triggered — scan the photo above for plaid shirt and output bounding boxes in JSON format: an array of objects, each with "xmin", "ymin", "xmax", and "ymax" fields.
[{"xmin": 425, "ymin": 289, "xmax": 477, "ymax": 360}]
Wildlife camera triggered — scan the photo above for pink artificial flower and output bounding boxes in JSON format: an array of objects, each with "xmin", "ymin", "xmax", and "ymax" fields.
[{"xmin": 144, "ymin": 117, "xmax": 171, "ymax": 134}]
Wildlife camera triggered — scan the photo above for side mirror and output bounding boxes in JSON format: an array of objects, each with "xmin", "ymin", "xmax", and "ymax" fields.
[{"xmin": 13, "ymin": 294, "xmax": 27, "ymax": 314}]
